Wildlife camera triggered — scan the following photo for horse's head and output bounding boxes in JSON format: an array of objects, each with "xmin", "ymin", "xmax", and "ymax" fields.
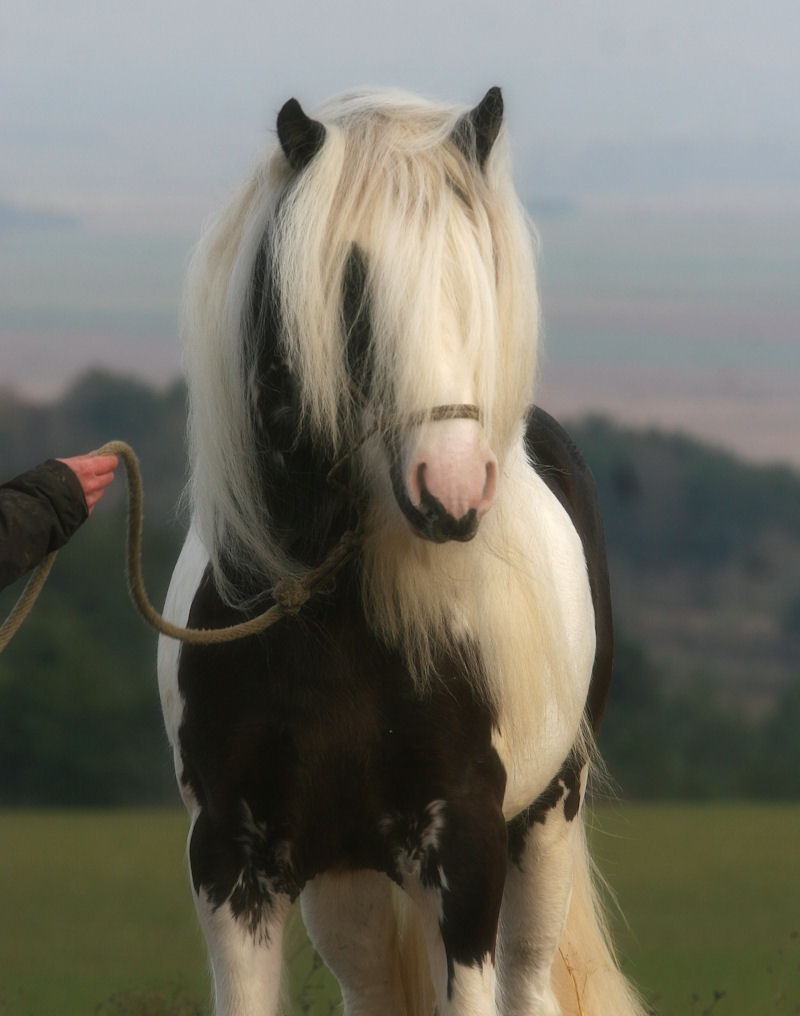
[{"xmin": 272, "ymin": 88, "xmax": 533, "ymax": 547}]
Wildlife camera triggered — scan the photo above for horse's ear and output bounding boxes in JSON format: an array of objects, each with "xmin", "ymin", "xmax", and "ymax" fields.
[
  {"xmin": 453, "ymin": 86, "xmax": 504, "ymax": 169},
  {"xmin": 277, "ymin": 98, "xmax": 326, "ymax": 172}
]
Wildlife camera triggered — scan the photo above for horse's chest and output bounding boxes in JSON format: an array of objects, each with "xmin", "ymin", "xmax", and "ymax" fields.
[{"xmin": 174, "ymin": 599, "xmax": 505, "ymax": 875}]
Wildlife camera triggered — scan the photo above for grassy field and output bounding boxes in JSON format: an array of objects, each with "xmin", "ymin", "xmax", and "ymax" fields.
[{"xmin": 0, "ymin": 804, "xmax": 798, "ymax": 1015}]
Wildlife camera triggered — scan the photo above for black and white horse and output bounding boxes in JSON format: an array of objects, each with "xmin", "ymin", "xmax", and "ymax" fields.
[{"xmin": 158, "ymin": 87, "xmax": 644, "ymax": 1016}]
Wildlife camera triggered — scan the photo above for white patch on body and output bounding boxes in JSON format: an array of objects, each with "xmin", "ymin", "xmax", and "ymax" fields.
[
  {"xmin": 445, "ymin": 955, "xmax": 497, "ymax": 1016},
  {"xmin": 157, "ymin": 526, "xmax": 209, "ymax": 806},
  {"xmin": 486, "ymin": 449, "xmax": 596, "ymax": 819},
  {"xmin": 195, "ymin": 889, "xmax": 290, "ymax": 1015}
]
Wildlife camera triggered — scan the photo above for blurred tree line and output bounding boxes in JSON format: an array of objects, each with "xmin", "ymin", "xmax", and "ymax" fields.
[
  {"xmin": 600, "ymin": 635, "xmax": 800, "ymax": 799},
  {"xmin": 0, "ymin": 372, "xmax": 798, "ymax": 804}
]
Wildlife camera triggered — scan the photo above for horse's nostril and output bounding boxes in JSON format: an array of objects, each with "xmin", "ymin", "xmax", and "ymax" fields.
[
  {"xmin": 408, "ymin": 462, "xmax": 426, "ymax": 506},
  {"xmin": 480, "ymin": 458, "xmax": 498, "ymax": 514}
]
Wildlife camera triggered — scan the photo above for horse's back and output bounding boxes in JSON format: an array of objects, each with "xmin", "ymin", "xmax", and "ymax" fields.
[{"xmin": 524, "ymin": 406, "xmax": 613, "ymax": 732}]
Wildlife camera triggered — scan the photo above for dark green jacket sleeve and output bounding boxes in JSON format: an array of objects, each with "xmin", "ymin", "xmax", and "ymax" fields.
[{"xmin": 0, "ymin": 460, "xmax": 88, "ymax": 590}]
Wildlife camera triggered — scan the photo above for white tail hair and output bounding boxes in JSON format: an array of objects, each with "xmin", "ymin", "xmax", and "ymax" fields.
[{"xmin": 552, "ymin": 817, "xmax": 649, "ymax": 1016}]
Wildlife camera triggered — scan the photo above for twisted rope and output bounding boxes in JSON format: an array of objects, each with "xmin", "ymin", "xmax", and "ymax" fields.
[
  {"xmin": 0, "ymin": 441, "xmax": 361, "ymax": 652},
  {"xmin": 0, "ymin": 551, "xmax": 57, "ymax": 653}
]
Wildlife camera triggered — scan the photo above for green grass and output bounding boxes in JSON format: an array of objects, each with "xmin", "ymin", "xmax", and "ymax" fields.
[
  {"xmin": 589, "ymin": 802, "xmax": 800, "ymax": 1015},
  {"xmin": 0, "ymin": 811, "xmax": 207, "ymax": 1015},
  {"xmin": 1, "ymin": 805, "xmax": 798, "ymax": 1015}
]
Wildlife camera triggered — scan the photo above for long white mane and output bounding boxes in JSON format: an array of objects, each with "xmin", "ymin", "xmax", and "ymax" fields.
[{"xmin": 182, "ymin": 87, "xmax": 591, "ymax": 777}]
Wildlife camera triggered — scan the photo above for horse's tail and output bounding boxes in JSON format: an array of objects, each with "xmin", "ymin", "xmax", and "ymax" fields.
[{"xmin": 552, "ymin": 818, "xmax": 648, "ymax": 1016}]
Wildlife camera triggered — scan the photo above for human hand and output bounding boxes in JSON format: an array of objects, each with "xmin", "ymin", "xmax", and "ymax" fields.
[{"xmin": 56, "ymin": 453, "xmax": 119, "ymax": 515}]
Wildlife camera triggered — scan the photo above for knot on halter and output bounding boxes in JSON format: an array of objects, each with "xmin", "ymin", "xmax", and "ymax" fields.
[{"xmin": 273, "ymin": 576, "xmax": 310, "ymax": 614}]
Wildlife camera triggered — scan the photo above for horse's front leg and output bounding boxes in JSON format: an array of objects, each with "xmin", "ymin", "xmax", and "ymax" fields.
[
  {"xmin": 394, "ymin": 795, "xmax": 508, "ymax": 1016},
  {"xmin": 497, "ymin": 755, "xmax": 588, "ymax": 1016},
  {"xmin": 188, "ymin": 806, "xmax": 294, "ymax": 1016}
]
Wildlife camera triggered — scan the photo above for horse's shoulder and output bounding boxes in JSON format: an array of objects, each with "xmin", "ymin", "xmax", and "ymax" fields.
[{"xmin": 523, "ymin": 406, "xmax": 601, "ymax": 541}]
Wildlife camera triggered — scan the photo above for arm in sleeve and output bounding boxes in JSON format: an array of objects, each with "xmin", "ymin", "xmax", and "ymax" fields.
[{"xmin": 0, "ymin": 460, "xmax": 89, "ymax": 590}]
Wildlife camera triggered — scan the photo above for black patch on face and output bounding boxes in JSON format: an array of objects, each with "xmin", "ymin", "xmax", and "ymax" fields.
[
  {"xmin": 342, "ymin": 246, "xmax": 373, "ymax": 396},
  {"xmin": 238, "ymin": 239, "xmax": 359, "ymax": 586}
]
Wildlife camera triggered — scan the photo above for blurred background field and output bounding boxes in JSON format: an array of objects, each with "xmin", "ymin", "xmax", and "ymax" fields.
[
  {"xmin": 1, "ymin": 805, "xmax": 798, "ymax": 1016},
  {"xmin": 3, "ymin": 3, "xmax": 799, "ymax": 1013}
]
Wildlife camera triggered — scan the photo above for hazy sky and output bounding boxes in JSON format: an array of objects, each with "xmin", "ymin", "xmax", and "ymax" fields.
[
  {"xmin": 3, "ymin": 0, "xmax": 798, "ymax": 232},
  {"xmin": 2, "ymin": 1, "xmax": 799, "ymax": 464}
]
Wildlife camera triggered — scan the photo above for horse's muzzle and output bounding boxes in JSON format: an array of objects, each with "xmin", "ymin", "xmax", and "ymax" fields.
[{"xmin": 389, "ymin": 413, "xmax": 497, "ymax": 543}]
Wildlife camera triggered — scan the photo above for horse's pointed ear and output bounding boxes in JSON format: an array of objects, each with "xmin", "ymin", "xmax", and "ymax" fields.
[
  {"xmin": 277, "ymin": 98, "xmax": 326, "ymax": 172},
  {"xmin": 453, "ymin": 86, "xmax": 504, "ymax": 169}
]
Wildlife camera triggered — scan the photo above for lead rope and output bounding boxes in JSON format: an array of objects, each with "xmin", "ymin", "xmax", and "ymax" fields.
[
  {"xmin": 0, "ymin": 551, "xmax": 57, "ymax": 653},
  {"xmin": 0, "ymin": 401, "xmax": 481, "ymax": 653},
  {"xmin": 0, "ymin": 440, "xmax": 362, "ymax": 652}
]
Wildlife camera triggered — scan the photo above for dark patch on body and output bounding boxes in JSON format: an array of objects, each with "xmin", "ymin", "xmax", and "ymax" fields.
[
  {"xmin": 506, "ymin": 751, "xmax": 585, "ymax": 869},
  {"xmin": 178, "ymin": 565, "xmax": 506, "ymax": 963}
]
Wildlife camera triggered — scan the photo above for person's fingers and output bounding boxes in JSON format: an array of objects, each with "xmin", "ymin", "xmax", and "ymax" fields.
[
  {"xmin": 81, "ymin": 472, "xmax": 115, "ymax": 497},
  {"xmin": 56, "ymin": 453, "xmax": 119, "ymax": 514},
  {"xmin": 87, "ymin": 454, "xmax": 120, "ymax": 475},
  {"xmin": 80, "ymin": 465, "xmax": 117, "ymax": 488},
  {"xmin": 57, "ymin": 453, "xmax": 119, "ymax": 477}
]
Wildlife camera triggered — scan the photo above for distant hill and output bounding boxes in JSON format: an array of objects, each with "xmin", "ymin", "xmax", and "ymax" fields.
[
  {"xmin": 1, "ymin": 370, "xmax": 798, "ymax": 802},
  {"xmin": 568, "ymin": 415, "xmax": 800, "ymax": 712}
]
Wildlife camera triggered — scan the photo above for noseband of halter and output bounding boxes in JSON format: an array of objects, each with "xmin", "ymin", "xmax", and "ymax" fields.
[
  {"xmin": 409, "ymin": 404, "xmax": 481, "ymax": 426},
  {"xmin": 347, "ymin": 377, "xmax": 481, "ymax": 429}
]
